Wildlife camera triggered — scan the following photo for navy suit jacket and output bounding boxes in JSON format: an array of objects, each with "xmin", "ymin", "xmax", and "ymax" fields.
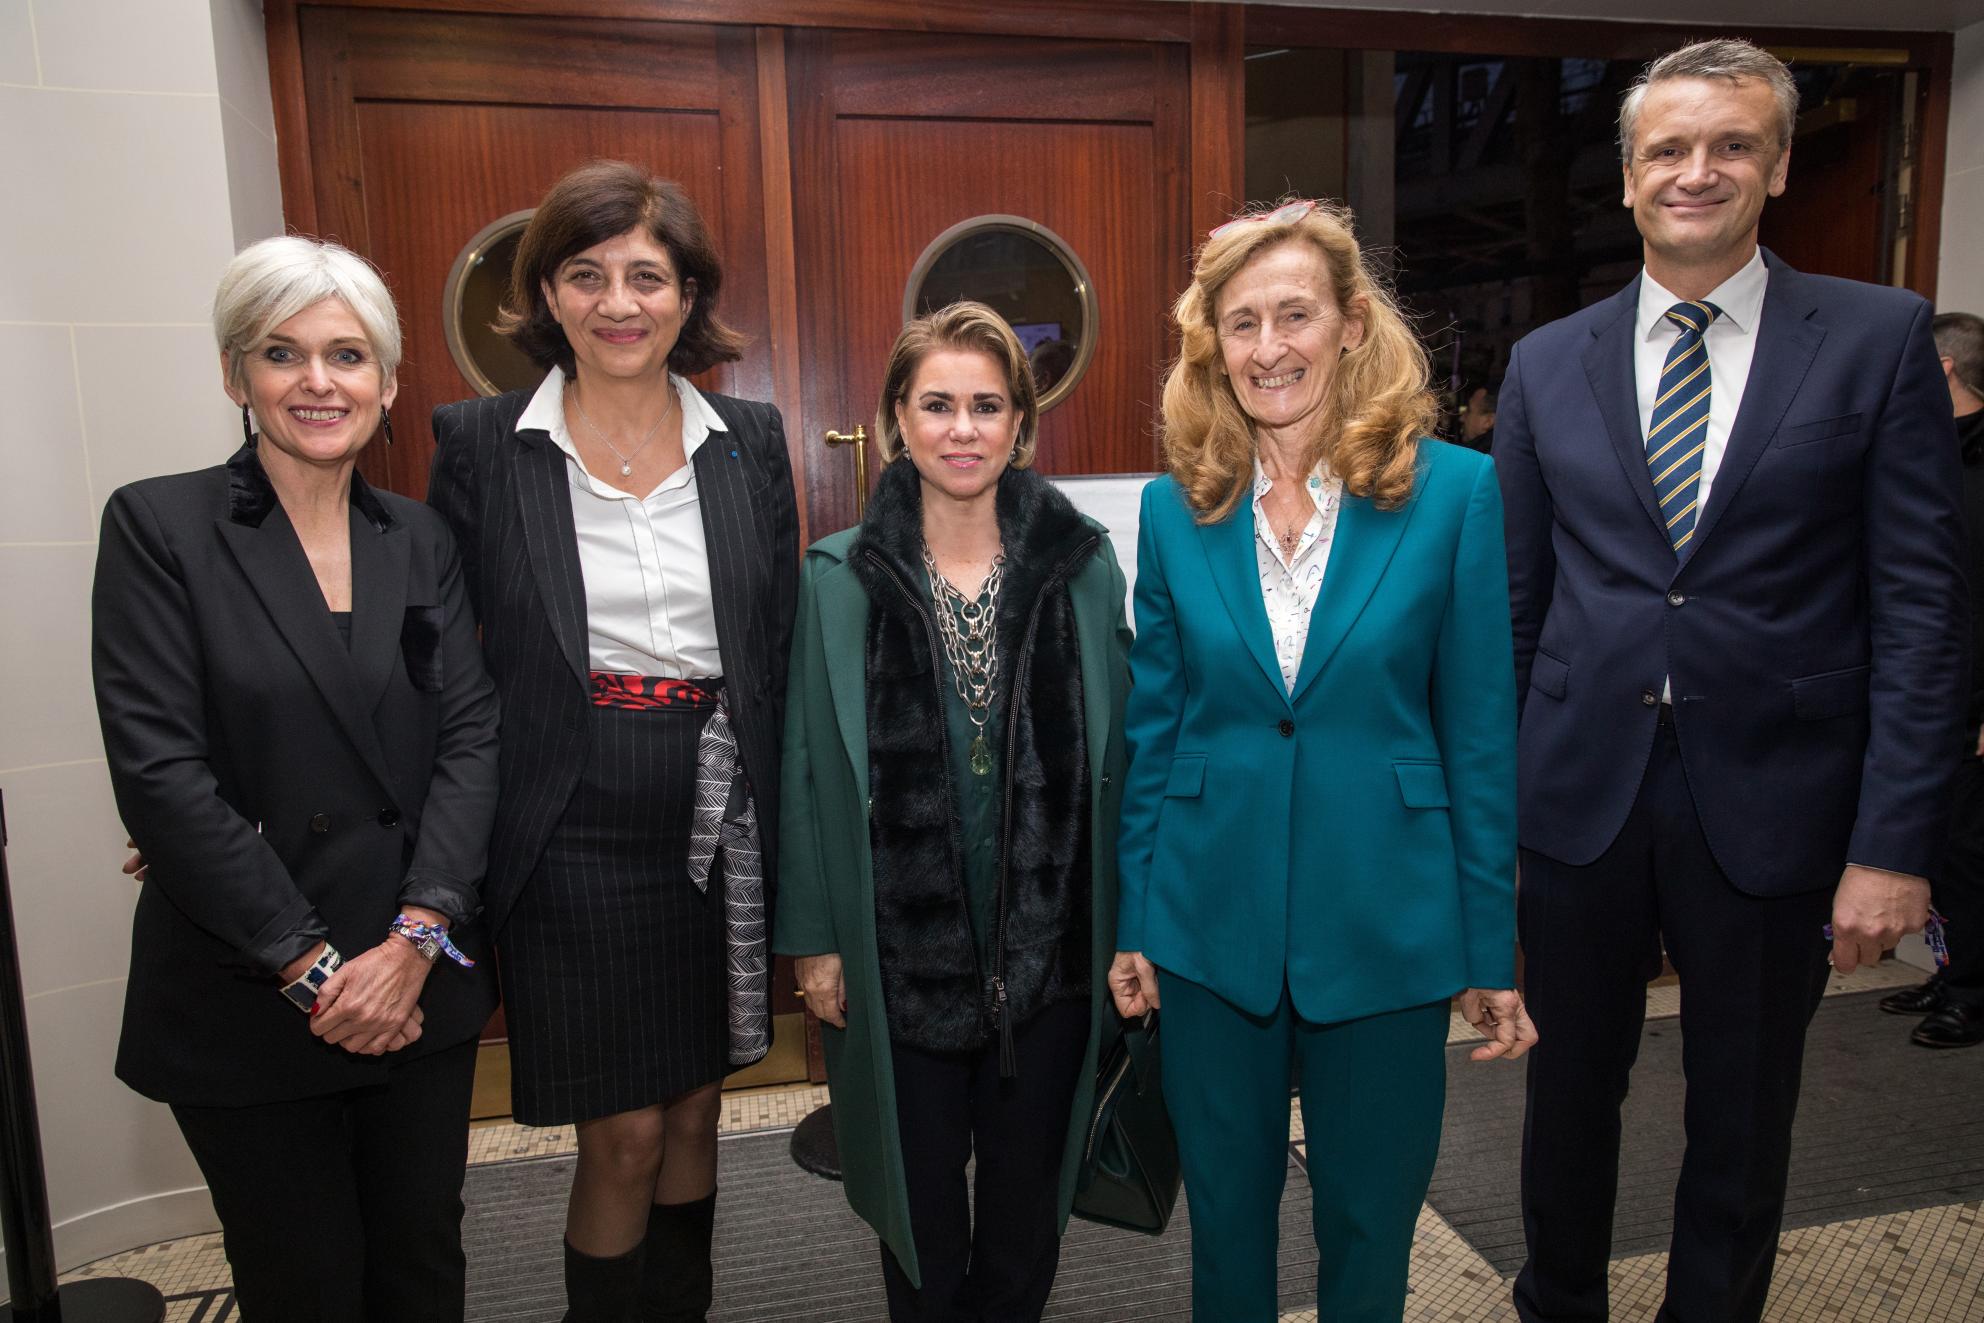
[{"xmin": 1496, "ymin": 251, "xmax": 1968, "ymax": 896}]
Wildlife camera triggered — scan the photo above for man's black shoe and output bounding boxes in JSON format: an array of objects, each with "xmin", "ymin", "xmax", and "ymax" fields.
[
  {"xmin": 1911, "ymin": 1000, "xmax": 1984, "ymax": 1048},
  {"xmin": 1879, "ymin": 978, "xmax": 1947, "ymax": 1016}
]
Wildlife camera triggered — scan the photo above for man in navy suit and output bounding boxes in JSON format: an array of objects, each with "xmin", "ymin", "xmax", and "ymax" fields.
[{"xmin": 1495, "ymin": 38, "xmax": 1967, "ymax": 1323}]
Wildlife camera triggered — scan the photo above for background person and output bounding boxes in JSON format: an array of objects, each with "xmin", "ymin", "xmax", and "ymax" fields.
[
  {"xmin": 774, "ymin": 302, "xmax": 1131, "ymax": 1322},
  {"xmin": 1495, "ymin": 40, "xmax": 1967, "ymax": 1322},
  {"xmin": 92, "ymin": 235, "xmax": 500, "ymax": 1321},
  {"xmin": 428, "ymin": 160, "xmax": 798, "ymax": 1323},
  {"xmin": 1878, "ymin": 309, "xmax": 1984, "ymax": 1049},
  {"xmin": 1461, "ymin": 382, "xmax": 1498, "ymax": 451},
  {"xmin": 1110, "ymin": 199, "xmax": 1532, "ymax": 1322}
]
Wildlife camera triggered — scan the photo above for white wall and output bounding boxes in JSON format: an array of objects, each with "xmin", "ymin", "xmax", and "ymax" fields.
[
  {"xmin": 1939, "ymin": 22, "xmax": 1984, "ymax": 315},
  {"xmin": 0, "ymin": 0, "xmax": 283, "ymax": 1276}
]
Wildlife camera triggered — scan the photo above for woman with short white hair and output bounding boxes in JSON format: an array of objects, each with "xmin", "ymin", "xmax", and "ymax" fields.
[{"xmin": 92, "ymin": 234, "xmax": 501, "ymax": 1321}]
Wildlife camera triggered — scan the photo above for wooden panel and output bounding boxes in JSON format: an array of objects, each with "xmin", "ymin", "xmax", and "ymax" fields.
[
  {"xmin": 1758, "ymin": 88, "xmax": 1889, "ymax": 285},
  {"xmin": 754, "ymin": 27, "xmax": 810, "ymax": 545},
  {"xmin": 788, "ymin": 24, "xmax": 1190, "ymax": 534},
  {"xmin": 828, "ymin": 31, "xmax": 1160, "ymax": 121},
  {"xmin": 265, "ymin": 0, "xmax": 317, "ymax": 234},
  {"xmin": 354, "ymin": 101, "xmax": 726, "ymax": 496},
  {"xmin": 272, "ymin": 0, "xmax": 1196, "ymax": 44},
  {"xmin": 1911, "ymin": 35, "xmax": 1954, "ymax": 301},
  {"xmin": 832, "ymin": 117, "xmax": 1164, "ymax": 475},
  {"xmin": 1189, "ymin": 1, "xmax": 1245, "ymax": 240},
  {"xmin": 339, "ymin": 8, "xmax": 721, "ymax": 109}
]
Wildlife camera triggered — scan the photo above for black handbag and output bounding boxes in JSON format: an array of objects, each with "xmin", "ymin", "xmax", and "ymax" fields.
[{"xmin": 1072, "ymin": 1012, "xmax": 1181, "ymax": 1234}]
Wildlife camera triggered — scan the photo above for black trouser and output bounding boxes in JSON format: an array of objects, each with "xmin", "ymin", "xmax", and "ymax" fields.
[
  {"xmin": 1933, "ymin": 753, "xmax": 1984, "ymax": 1005},
  {"xmin": 881, "ymin": 999, "xmax": 1091, "ymax": 1323},
  {"xmin": 1514, "ymin": 714, "xmax": 1832, "ymax": 1323},
  {"xmin": 172, "ymin": 1038, "xmax": 478, "ymax": 1323}
]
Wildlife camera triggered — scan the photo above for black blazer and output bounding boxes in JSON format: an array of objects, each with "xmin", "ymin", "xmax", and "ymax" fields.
[
  {"xmin": 92, "ymin": 446, "xmax": 501, "ymax": 1107},
  {"xmin": 428, "ymin": 385, "xmax": 799, "ymax": 934}
]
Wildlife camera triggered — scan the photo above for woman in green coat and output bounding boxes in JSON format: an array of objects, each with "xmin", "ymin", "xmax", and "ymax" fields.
[{"xmin": 772, "ymin": 301, "xmax": 1130, "ymax": 1321}]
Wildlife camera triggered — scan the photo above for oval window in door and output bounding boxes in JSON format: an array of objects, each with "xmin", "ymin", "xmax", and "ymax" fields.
[
  {"xmin": 903, "ymin": 215, "xmax": 1098, "ymax": 411},
  {"xmin": 443, "ymin": 209, "xmax": 542, "ymax": 398}
]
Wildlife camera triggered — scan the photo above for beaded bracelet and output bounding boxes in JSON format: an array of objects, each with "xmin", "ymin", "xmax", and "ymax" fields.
[{"xmin": 389, "ymin": 913, "xmax": 476, "ymax": 968}]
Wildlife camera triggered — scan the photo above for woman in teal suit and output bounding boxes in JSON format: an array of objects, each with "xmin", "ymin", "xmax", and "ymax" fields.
[{"xmin": 1109, "ymin": 199, "xmax": 1537, "ymax": 1321}]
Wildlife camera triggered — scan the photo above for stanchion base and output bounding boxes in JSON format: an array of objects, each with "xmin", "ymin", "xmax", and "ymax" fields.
[
  {"xmin": 789, "ymin": 1102, "xmax": 842, "ymax": 1181},
  {"xmin": 2, "ymin": 1277, "xmax": 167, "ymax": 1323}
]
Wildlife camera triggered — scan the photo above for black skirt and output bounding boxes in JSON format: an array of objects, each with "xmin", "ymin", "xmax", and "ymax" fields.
[{"xmin": 499, "ymin": 696, "xmax": 728, "ymax": 1125}]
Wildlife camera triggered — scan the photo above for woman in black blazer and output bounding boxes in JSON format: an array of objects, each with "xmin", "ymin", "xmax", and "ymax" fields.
[
  {"xmin": 428, "ymin": 160, "xmax": 798, "ymax": 1322},
  {"xmin": 91, "ymin": 236, "xmax": 500, "ymax": 1322}
]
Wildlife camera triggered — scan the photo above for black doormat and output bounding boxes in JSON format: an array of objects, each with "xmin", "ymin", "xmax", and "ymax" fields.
[
  {"xmin": 463, "ymin": 1127, "xmax": 1316, "ymax": 1320},
  {"xmin": 1424, "ymin": 988, "xmax": 1984, "ymax": 1274}
]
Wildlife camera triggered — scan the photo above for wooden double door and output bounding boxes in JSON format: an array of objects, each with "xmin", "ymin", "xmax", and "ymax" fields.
[
  {"xmin": 274, "ymin": 2, "xmax": 1237, "ymax": 537},
  {"xmin": 271, "ymin": 0, "xmax": 1238, "ymax": 1088}
]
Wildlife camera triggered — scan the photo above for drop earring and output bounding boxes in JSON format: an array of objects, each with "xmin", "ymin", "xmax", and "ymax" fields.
[
  {"xmin": 382, "ymin": 406, "xmax": 394, "ymax": 447},
  {"xmin": 240, "ymin": 403, "xmax": 255, "ymax": 448}
]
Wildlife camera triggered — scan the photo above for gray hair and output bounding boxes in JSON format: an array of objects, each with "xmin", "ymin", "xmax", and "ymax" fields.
[
  {"xmin": 213, "ymin": 236, "xmax": 403, "ymax": 390},
  {"xmin": 1934, "ymin": 312, "xmax": 1984, "ymax": 398},
  {"xmin": 1618, "ymin": 39, "xmax": 1799, "ymax": 165}
]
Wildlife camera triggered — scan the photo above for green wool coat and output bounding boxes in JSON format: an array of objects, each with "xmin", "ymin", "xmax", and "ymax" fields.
[{"xmin": 771, "ymin": 519, "xmax": 1131, "ymax": 1286}]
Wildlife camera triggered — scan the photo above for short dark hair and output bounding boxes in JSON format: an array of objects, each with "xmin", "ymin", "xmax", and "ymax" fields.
[
  {"xmin": 498, "ymin": 159, "xmax": 746, "ymax": 377},
  {"xmin": 1935, "ymin": 312, "xmax": 1984, "ymax": 399}
]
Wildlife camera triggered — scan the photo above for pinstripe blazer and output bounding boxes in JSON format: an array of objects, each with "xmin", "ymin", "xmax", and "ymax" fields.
[{"xmin": 429, "ymin": 385, "xmax": 799, "ymax": 934}]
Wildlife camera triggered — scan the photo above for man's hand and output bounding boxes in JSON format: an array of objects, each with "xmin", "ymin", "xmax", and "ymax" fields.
[
  {"xmin": 1830, "ymin": 864, "xmax": 1931, "ymax": 974},
  {"xmin": 1459, "ymin": 988, "xmax": 1539, "ymax": 1062}
]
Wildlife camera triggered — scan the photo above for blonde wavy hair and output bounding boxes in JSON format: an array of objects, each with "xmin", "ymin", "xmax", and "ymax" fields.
[
  {"xmin": 1163, "ymin": 200, "xmax": 1434, "ymax": 522},
  {"xmin": 875, "ymin": 301, "xmax": 1039, "ymax": 469}
]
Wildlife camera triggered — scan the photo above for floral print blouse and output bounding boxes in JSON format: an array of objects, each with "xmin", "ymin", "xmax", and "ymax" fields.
[{"xmin": 1250, "ymin": 458, "xmax": 1344, "ymax": 693}]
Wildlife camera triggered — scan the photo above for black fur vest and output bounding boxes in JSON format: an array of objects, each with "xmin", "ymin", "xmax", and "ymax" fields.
[{"xmin": 852, "ymin": 459, "xmax": 1099, "ymax": 1060}]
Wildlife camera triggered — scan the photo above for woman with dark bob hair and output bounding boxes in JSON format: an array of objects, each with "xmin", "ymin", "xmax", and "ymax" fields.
[
  {"xmin": 94, "ymin": 235, "xmax": 500, "ymax": 1320},
  {"xmin": 429, "ymin": 159, "xmax": 798, "ymax": 1321},
  {"xmin": 775, "ymin": 302, "xmax": 1131, "ymax": 1320}
]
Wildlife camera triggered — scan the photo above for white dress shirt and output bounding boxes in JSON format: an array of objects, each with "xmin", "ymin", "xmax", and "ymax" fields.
[
  {"xmin": 518, "ymin": 369, "xmax": 725, "ymax": 678},
  {"xmin": 1634, "ymin": 247, "xmax": 1769, "ymax": 517},
  {"xmin": 1251, "ymin": 458, "xmax": 1345, "ymax": 693},
  {"xmin": 1635, "ymin": 248, "xmax": 1769, "ymax": 703}
]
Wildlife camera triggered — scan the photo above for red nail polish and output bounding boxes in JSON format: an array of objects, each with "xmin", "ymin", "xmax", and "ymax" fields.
[{"xmin": 310, "ymin": 1001, "xmax": 321, "ymax": 1016}]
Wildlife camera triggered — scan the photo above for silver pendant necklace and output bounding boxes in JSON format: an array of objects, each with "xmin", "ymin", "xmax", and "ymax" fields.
[
  {"xmin": 572, "ymin": 383, "xmax": 677, "ymax": 477},
  {"xmin": 924, "ymin": 543, "xmax": 1006, "ymax": 776}
]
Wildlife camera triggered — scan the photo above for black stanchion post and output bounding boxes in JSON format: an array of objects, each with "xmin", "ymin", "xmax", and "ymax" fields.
[{"xmin": 0, "ymin": 790, "xmax": 165, "ymax": 1322}]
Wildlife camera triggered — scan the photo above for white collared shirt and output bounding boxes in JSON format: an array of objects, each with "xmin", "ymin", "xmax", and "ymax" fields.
[
  {"xmin": 1633, "ymin": 247, "xmax": 1769, "ymax": 517},
  {"xmin": 517, "ymin": 369, "xmax": 725, "ymax": 678},
  {"xmin": 1250, "ymin": 458, "xmax": 1344, "ymax": 693}
]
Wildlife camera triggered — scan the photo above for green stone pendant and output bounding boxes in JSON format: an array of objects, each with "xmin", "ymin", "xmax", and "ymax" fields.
[{"xmin": 969, "ymin": 733, "xmax": 993, "ymax": 776}]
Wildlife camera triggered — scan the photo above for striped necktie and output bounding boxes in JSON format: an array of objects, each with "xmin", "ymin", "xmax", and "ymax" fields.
[{"xmin": 1647, "ymin": 300, "xmax": 1721, "ymax": 552}]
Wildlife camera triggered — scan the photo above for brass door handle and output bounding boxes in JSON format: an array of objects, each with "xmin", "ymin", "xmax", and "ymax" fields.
[{"xmin": 825, "ymin": 425, "xmax": 871, "ymax": 520}]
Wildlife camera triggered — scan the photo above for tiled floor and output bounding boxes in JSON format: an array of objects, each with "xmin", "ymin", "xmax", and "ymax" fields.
[{"xmin": 67, "ymin": 960, "xmax": 1974, "ymax": 1322}]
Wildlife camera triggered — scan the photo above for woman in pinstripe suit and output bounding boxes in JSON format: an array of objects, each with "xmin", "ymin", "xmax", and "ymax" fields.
[{"xmin": 429, "ymin": 161, "xmax": 798, "ymax": 1323}]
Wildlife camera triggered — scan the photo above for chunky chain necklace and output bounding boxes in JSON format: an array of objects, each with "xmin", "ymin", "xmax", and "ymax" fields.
[
  {"xmin": 571, "ymin": 383, "xmax": 677, "ymax": 477},
  {"xmin": 924, "ymin": 543, "xmax": 1005, "ymax": 776}
]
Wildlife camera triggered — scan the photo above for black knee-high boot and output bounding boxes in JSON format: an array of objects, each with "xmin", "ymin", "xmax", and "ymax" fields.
[
  {"xmin": 564, "ymin": 1239, "xmax": 644, "ymax": 1323},
  {"xmin": 640, "ymin": 1190, "xmax": 717, "ymax": 1322}
]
